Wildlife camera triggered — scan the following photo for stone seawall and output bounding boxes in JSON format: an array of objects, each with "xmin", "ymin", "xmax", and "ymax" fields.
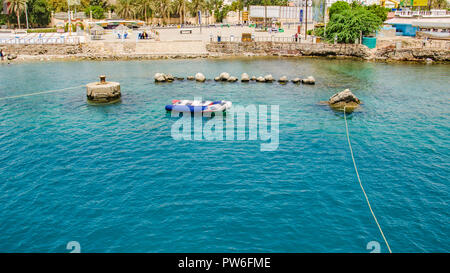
[
  {"xmin": 206, "ymin": 42, "xmax": 372, "ymax": 59},
  {"xmin": 1, "ymin": 41, "xmax": 449, "ymax": 63},
  {"xmin": 0, "ymin": 44, "xmax": 83, "ymax": 55},
  {"xmin": 206, "ymin": 41, "xmax": 450, "ymax": 62}
]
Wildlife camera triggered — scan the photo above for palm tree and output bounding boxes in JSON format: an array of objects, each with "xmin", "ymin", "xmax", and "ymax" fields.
[
  {"xmin": 172, "ymin": 0, "xmax": 186, "ymax": 24},
  {"xmin": 136, "ymin": 0, "xmax": 153, "ymax": 23},
  {"xmin": 7, "ymin": 0, "xmax": 28, "ymax": 29},
  {"xmin": 189, "ymin": 0, "xmax": 205, "ymax": 24},
  {"xmin": 152, "ymin": 0, "xmax": 170, "ymax": 25},
  {"xmin": 116, "ymin": 0, "xmax": 136, "ymax": 19}
]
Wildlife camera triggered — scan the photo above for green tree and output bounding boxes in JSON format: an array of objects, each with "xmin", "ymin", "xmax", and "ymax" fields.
[
  {"xmin": 85, "ymin": 5, "xmax": 104, "ymax": 19},
  {"xmin": 328, "ymin": 1, "xmax": 350, "ymax": 20},
  {"xmin": 323, "ymin": 7, "xmax": 382, "ymax": 43},
  {"xmin": 7, "ymin": 0, "xmax": 28, "ymax": 29},
  {"xmin": 366, "ymin": 4, "xmax": 389, "ymax": 22},
  {"xmin": 135, "ymin": 0, "xmax": 153, "ymax": 23},
  {"xmin": 48, "ymin": 0, "xmax": 66, "ymax": 12},
  {"xmin": 116, "ymin": 0, "xmax": 135, "ymax": 19},
  {"xmin": 230, "ymin": 0, "xmax": 243, "ymax": 23},
  {"xmin": 28, "ymin": 0, "xmax": 51, "ymax": 27}
]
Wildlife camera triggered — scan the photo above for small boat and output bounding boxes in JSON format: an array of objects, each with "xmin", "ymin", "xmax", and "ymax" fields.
[{"xmin": 165, "ymin": 100, "xmax": 232, "ymax": 113}]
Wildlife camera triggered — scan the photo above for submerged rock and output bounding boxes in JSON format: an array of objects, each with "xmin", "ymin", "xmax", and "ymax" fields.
[
  {"xmin": 241, "ymin": 73, "xmax": 250, "ymax": 82},
  {"xmin": 328, "ymin": 89, "xmax": 361, "ymax": 113},
  {"xmin": 278, "ymin": 76, "xmax": 288, "ymax": 83},
  {"xmin": 302, "ymin": 76, "xmax": 315, "ymax": 85},
  {"xmin": 219, "ymin": 72, "xmax": 230, "ymax": 81},
  {"xmin": 175, "ymin": 77, "xmax": 184, "ymax": 81},
  {"xmin": 195, "ymin": 72, "xmax": 206, "ymax": 82}
]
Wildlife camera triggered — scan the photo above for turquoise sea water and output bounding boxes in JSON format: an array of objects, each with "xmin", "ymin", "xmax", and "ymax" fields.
[{"xmin": 0, "ymin": 58, "xmax": 448, "ymax": 253}]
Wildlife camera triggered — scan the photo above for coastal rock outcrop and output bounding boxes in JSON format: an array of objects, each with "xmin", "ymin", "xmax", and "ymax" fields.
[
  {"xmin": 241, "ymin": 73, "xmax": 250, "ymax": 82},
  {"xmin": 292, "ymin": 78, "xmax": 301, "ymax": 84},
  {"xmin": 154, "ymin": 73, "xmax": 166, "ymax": 82},
  {"xmin": 264, "ymin": 74, "xmax": 274, "ymax": 82},
  {"xmin": 219, "ymin": 72, "xmax": 230, "ymax": 81},
  {"xmin": 278, "ymin": 76, "xmax": 288, "ymax": 83},
  {"xmin": 256, "ymin": 76, "xmax": 265, "ymax": 82},
  {"xmin": 328, "ymin": 89, "xmax": 361, "ymax": 113},
  {"xmin": 195, "ymin": 72, "xmax": 206, "ymax": 82},
  {"xmin": 86, "ymin": 75, "xmax": 121, "ymax": 103},
  {"xmin": 165, "ymin": 74, "xmax": 175, "ymax": 82},
  {"xmin": 302, "ymin": 76, "xmax": 315, "ymax": 85},
  {"xmin": 7, "ymin": 54, "xmax": 17, "ymax": 60},
  {"xmin": 228, "ymin": 76, "xmax": 238, "ymax": 82}
]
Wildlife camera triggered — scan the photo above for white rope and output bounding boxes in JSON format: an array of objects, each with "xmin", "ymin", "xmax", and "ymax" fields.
[
  {"xmin": 343, "ymin": 106, "xmax": 392, "ymax": 253},
  {"xmin": 0, "ymin": 85, "xmax": 84, "ymax": 101}
]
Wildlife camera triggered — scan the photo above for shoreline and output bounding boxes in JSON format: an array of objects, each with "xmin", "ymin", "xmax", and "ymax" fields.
[
  {"xmin": 1, "ymin": 42, "xmax": 449, "ymax": 64},
  {"xmin": 3, "ymin": 52, "xmax": 448, "ymax": 64}
]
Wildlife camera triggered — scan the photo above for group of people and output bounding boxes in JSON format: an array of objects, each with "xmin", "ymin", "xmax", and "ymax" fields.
[{"xmin": 138, "ymin": 31, "xmax": 150, "ymax": 40}]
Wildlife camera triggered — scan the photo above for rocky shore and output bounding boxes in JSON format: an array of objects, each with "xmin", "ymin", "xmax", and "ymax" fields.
[{"xmin": 1, "ymin": 41, "xmax": 449, "ymax": 63}]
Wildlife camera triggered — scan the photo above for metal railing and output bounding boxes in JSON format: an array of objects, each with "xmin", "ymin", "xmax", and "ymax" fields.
[
  {"xmin": 0, "ymin": 36, "xmax": 82, "ymax": 45},
  {"xmin": 210, "ymin": 34, "xmax": 317, "ymax": 44}
]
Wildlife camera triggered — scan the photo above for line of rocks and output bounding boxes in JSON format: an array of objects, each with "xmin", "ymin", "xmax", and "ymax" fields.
[{"xmin": 154, "ymin": 72, "xmax": 315, "ymax": 84}]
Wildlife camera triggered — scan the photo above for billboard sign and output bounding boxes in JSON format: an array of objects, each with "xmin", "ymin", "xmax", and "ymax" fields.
[{"xmin": 412, "ymin": 0, "xmax": 428, "ymax": 6}]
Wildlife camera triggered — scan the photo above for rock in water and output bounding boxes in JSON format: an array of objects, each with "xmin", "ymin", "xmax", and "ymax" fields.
[
  {"xmin": 228, "ymin": 76, "xmax": 238, "ymax": 82},
  {"xmin": 195, "ymin": 73, "xmax": 206, "ymax": 82},
  {"xmin": 241, "ymin": 73, "xmax": 250, "ymax": 82},
  {"xmin": 292, "ymin": 78, "xmax": 301, "ymax": 84},
  {"xmin": 86, "ymin": 76, "xmax": 121, "ymax": 103},
  {"xmin": 302, "ymin": 76, "xmax": 315, "ymax": 85},
  {"xmin": 214, "ymin": 76, "xmax": 221, "ymax": 81},
  {"xmin": 7, "ymin": 54, "xmax": 17, "ymax": 60},
  {"xmin": 154, "ymin": 73, "xmax": 166, "ymax": 82},
  {"xmin": 328, "ymin": 89, "xmax": 361, "ymax": 113},
  {"xmin": 165, "ymin": 74, "xmax": 175, "ymax": 82},
  {"xmin": 278, "ymin": 76, "xmax": 288, "ymax": 83},
  {"xmin": 256, "ymin": 76, "xmax": 266, "ymax": 82},
  {"xmin": 187, "ymin": 76, "xmax": 195, "ymax": 81},
  {"xmin": 251, "ymin": 76, "xmax": 257, "ymax": 81},
  {"xmin": 219, "ymin": 72, "xmax": 230, "ymax": 81},
  {"xmin": 264, "ymin": 74, "xmax": 274, "ymax": 82}
]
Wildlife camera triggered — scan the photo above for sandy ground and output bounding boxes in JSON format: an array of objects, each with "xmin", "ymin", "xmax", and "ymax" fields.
[{"xmin": 94, "ymin": 25, "xmax": 309, "ymax": 43}]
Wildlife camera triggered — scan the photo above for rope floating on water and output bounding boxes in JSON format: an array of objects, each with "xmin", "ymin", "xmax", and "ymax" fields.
[
  {"xmin": 0, "ymin": 85, "xmax": 84, "ymax": 101},
  {"xmin": 343, "ymin": 106, "xmax": 392, "ymax": 253}
]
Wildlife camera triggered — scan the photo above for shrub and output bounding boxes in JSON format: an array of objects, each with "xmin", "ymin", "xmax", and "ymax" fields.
[
  {"xmin": 328, "ymin": 1, "xmax": 350, "ymax": 20},
  {"xmin": 27, "ymin": 28, "xmax": 57, "ymax": 33},
  {"xmin": 324, "ymin": 8, "xmax": 382, "ymax": 43},
  {"xmin": 85, "ymin": 5, "xmax": 105, "ymax": 19}
]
